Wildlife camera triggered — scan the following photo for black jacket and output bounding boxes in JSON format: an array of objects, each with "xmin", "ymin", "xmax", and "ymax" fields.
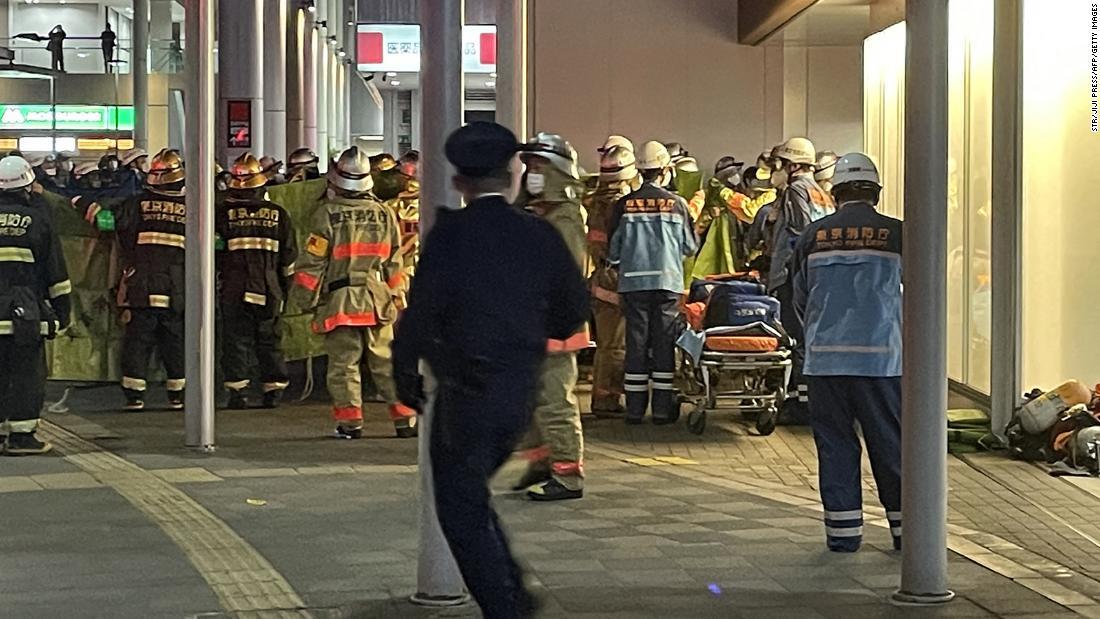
[
  {"xmin": 114, "ymin": 186, "xmax": 187, "ymax": 311},
  {"xmin": 393, "ymin": 196, "xmax": 588, "ymax": 393},
  {"xmin": 0, "ymin": 190, "xmax": 71, "ymax": 339},
  {"xmin": 216, "ymin": 190, "xmax": 298, "ymax": 315}
]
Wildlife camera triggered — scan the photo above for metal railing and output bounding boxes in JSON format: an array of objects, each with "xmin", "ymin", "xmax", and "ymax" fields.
[{"xmin": 0, "ymin": 38, "xmax": 186, "ymax": 75}]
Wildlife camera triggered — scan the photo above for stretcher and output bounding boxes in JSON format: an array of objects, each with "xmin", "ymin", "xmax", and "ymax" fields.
[{"xmin": 677, "ymin": 273, "xmax": 793, "ymax": 436}]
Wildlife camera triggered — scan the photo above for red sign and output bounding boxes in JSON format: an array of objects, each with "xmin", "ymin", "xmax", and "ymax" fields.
[
  {"xmin": 359, "ymin": 32, "xmax": 384, "ymax": 65},
  {"xmin": 479, "ymin": 33, "xmax": 496, "ymax": 65},
  {"xmin": 227, "ymin": 100, "xmax": 251, "ymax": 148}
]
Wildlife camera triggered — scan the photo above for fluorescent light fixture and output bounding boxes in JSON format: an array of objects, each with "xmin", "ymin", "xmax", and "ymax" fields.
[
  {"xmin": 77, "ymin": 53, "xmax": 88, "ymax": 58},
  {"xmin": 490, "ymin": 72, "xmax": 497, "ymax": 78},
  {"xmin": 19, "ymin": 136, "xmax": 54, "ymax": 152},
  {"xmin": 485, "ymin": 80, "xmax": 496, "ymax": 88},
  {"xmin": 0, "ymin": 138, "xmax": 18, "ymax": 151},
  {"xmin": 54, "ymin": 137, "xmax": 76, "ymax": 152},
  {"xmin": 390, "ymin": 80, "xmax": 401, "ymax": 86},
  {"xmin": 385, "ymin": 71, "xmax": 397, "ymax": 78}
]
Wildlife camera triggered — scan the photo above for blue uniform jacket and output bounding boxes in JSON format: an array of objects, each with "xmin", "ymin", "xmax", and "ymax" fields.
[
  {"xmin": 607, "ymin": 182, "xmax": 698, "ymax": 294},
  {"xmin": 791, "ymin": 202, "xmax": 902, "ymax": 378},
  {"xmin": 768, "ymin": 173, "xmax": 833, "ymax": 292}
]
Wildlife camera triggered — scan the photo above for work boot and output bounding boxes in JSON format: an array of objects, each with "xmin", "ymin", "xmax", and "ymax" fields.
[
  {"xmin": 335, "ymin": 424, "xmax": 363, "ymax": 440},
  {"xmin": 3, "ymin": 432, "xmax": 53, "ymax": 456},
  {"xmin": 226, "ymin": 391, "xmax": 249, "ymax": 410},
  {"xmin": 512, "ymin": 464, "xmax": 552, "ymax": 492},
  {"xmin": 527, "ymin": 478, "xmax": 583, "ymax": 502},
  {"xmin": 262, "ymin": 390, "xmax": 283, "ymax": 410},
  {"xmin": 591, "ymin": 403, "xmax": 626, "ymax": 419},
  {"xmin": 394, "ymin": 417, "xmax": 418, "ymax": 439},
  {"xmin": 167, "ymin": 391, "xmax": 184, "ymax": 411},
  {"xmin": 124, "ymin": 395, "xmax": 145, "ymax": 411},
  {"xmin": 827, "ymin": 538, "xmax": 861, "ymax": 553}
]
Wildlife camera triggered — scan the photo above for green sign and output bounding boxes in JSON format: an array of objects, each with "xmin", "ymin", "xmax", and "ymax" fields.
[{"xmin": 0, "ymin": 105, "xmax": 135, "ymax": 131}]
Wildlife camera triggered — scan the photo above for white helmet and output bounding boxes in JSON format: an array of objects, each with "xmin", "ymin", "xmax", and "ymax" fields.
[
  {"xmin": 0, "ymin": 156, "xmax": 35, "ymax": 190},
  {"xmin": 598, "ymin": 135, "xmax": 634, "ymax": 154},
  {"xmin": 636, "ymin": 141, "xmax": 671, "ymax": 172},
  {"xmin": 520, "ymin": 132, "xmax": 580, "ymax": 179},
  {"xmin": 832, "ymin": 152, "xmax": 881, "ymax": 188},
  {"xmin": 815, "ymin": 151, "xmax": 839, "ymax": 182},
  {"xmin": 72, "ymin": 161, "xmax": 99, "ymax": 178},
  {"xmin": 120, "ymin": 148, "xmax": 148, "ymax": 166},
  {"xmin": 599, "ymin": 145, "xmax": 637, "ymax": 182},
  {"xmin": 775, "ymin": 137, "xmax": 816, "ymax": 166},
  {"xmin": 674, "ymin": 157, "xmax": 699, "ymax": 174},
  {"xmin": 327, "ymin": 146, "xmax": 374, "ymax": 193},
  {"xmin": 25, "ymin": 154, "xmax": 46, "ymax": 168}
]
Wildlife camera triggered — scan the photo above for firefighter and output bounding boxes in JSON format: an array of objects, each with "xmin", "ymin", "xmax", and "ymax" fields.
[
  {"xmin": 790, "ymin": 153, "xmax": 902, "ymax": 552},
  {"xmin": 584, "ymin": 144, "xmax": 635, "ymax": 417},
  {"xmin": 768, "ymin": 136, "xmax": 834, "ymax": 419},
  {"xmin": 259, "ymin": 156, "xmax": 284, "ymax": 185},
  {"xmin": 597, "ymin": 134, "xmax": 634, "ymax": 155},
  {"xmin": 392, "ymin": 122, "xmax": 588, "ymax": 617},
  {"xmin": 285, "ymin": 147, "xmax": 320, "ymax": 182},
  {"xmin": 515, "ymin": 133, "xmax": 589, "ymax": 501},
  {"xmin": 372, "ymin": 161, "xmax": 419, "ymax": 304},
  {"xmin": 608, "ymin": 142, "xmax": 697, "ymax": 425},
  {"xmin": 0, "ymin": 155, "xmax": 71, "ymax": 455},
  {"xmin": 288, "ymin": 146, "xmax": 416, "ymax": 439},
  {"xmin": 93, "ymin": 149, "xmax": 187, "ymax": 410},
  {"xmin": 815, "ymin": 150, "xmax": 839, "ymax": 196},
  {"xmin": 216, "ymin": 153, "xmax": 298, "ymax": 409}
]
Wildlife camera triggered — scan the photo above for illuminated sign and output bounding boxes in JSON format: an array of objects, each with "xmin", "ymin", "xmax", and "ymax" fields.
[
  {"xmin": 227, "ymin": 100, "xmax": 252, "ymax": 148},
  {"xmin": 357, "ymin": 25, "xmax": 496, "ymax": 73},
  {"xmin": 0, "ymin": 105, "xmax": 135, "ymax": 131}
]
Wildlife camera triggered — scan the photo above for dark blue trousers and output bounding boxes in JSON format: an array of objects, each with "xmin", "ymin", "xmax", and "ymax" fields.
[
  {"xmin": 621, "ymin": 290, "xmax": 681, "ymax": 422},
  {"xmin": 807, "ymin": 375, "xmax": 902, "ymax": 551},
  {"xmin": 431, "ymin": 359, "xmax": 540, "ymax": 619}
]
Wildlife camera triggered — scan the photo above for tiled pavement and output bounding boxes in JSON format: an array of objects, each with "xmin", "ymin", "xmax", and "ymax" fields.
[{"xmin": 3, "ymin": 384, "xmax": 1100, "ymax": 617}]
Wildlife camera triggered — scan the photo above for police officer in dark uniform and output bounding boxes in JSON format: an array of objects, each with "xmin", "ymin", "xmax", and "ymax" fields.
[
  {"xmin": 0, "ymin": 155, "xmax": 71, "ymax": 455},
  {"xmin": 94, "ymin": 149, "xmax": 188, "ymax": 410},
  {"xmin": 217, "ymin": 153, "xmax": 298, "ymax": 409},
  {"xmin": 392, "ymin": 122, "xmax": 588, "ymax": 619}
]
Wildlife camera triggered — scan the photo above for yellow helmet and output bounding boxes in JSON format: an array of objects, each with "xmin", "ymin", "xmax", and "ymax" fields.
[
  {"xmin": 147, "ymin": 149, "xmax": 185, "ymax": 186},
  {"xmin": 228, "ymin": 153, "xmax": 267, "ymax": 189}
]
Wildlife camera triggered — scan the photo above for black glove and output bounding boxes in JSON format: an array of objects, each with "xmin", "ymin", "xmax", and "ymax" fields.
[{"xmin": 395, "ymin": 370, "xmax": 425, "ymax": 413}]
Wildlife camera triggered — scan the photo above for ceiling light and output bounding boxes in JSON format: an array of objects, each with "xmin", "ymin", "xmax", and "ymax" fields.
[
  {"xmin": 390, "ymin": 80, "xmax": 401, "ymax": 86},
  {"xmin": 337, "ymin": 49, "xmax": 346, "ymax": 58},
  {"xmin": 490, "ymin": 72, "xmax": 497, "ymax": 78},
  {"xmin": 346, "ymin": 20, "xmax": 354, "ymax": 26},
  {"xmin": 76, "ymin": 52, "xmax": 87, "ymax": 58},
  {"xmin": 485, "ymin": 80, "xmax": 496, "ymax": 88},
  {"xmin": 385, "ymin": 71, "xmax": 397, "ymax": 78}
]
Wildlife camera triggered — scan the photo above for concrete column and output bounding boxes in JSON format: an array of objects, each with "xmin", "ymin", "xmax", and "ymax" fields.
[
  {"xmin": 218, "ymin": 0, "xmax": 265, "ymax": 163},
  {"xmin": 286, "ymin": 7, "xmax": 305, "ymax": 151},
  {"xmin": 495, "ymin": 0, "xmax": 527, "ymax": 137},
  {"xmin": 150, "ymin": 0, "xmax": 173, "ymax": 70},
  {"xmin": 133, "ymin": 0, "xmax": 149, "ymax": 150},
  {"xmin": 894, "ymin": 0, "xmax": 955, "ymax": 605},
  {"xmin": 412, "ymin": 0, "xmax": 467, "ymax": 606},
  {"xmin": 183, "ymin": 0, "xmax": 216, "ymax": 451},
  {"xmin": 990, "ymin": 0, "xmax": 1024, "ymax": 440},
  {"xmin": 303, "ymin": 22, "xmax": 318, "ymax": 151},
  {"xmin": 317, "ymin": 44, "xmax": 329, "ymax": 167},
  {"xmin": 263, "ymin": 0, "xmax": 288, "ymax": 161}
]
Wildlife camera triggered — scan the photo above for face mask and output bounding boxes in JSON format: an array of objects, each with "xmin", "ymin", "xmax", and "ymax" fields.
[
  {"xmin": 525, "ymin": 173, "xmax": 546, "ymax": 196},
  {"xmin": 45, "ymin": 168, "xmax": 56, "ymax": 176},
  {"xmin": 770, "ymin": 169, "xmax": 788, "ymax": 189},
  {"xmin": 723, "ymin": 172, "xmax": 742, "ymax": 189}
]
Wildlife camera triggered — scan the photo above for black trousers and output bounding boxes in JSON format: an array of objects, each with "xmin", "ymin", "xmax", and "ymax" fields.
[
  {"xmin": 621, "ymin": 290, "xmax": 681, "ymax": 421},
  {"xmin": 121, "ymin": 308, "xmax": 185, "ymax": 395},
  {"xmin": 0, "ymin": 337, "xmax": 46, "ymax": 433},
  {"xmin": 773, "ymin": 281, "xmax": 808, "ymax": 407},
  {"xmin": 431, "ymin": 359, "xmax": 540, "ymax": 619},
  {"xmin": 808, "ymin": 375, "xmax": 902, "ymax": 549},
  {"xmin": 221, "ymin": 303, "xmax": 288, "ymax": 392}
]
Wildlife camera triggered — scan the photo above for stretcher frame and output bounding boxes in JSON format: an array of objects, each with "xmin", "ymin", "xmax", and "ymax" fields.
[{"xmin": 680, "ymin": 348, "xmax": 793, "ymax": 436}]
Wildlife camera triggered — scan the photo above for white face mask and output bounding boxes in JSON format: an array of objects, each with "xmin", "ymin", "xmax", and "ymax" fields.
[
  {"xmin": 770, "ymin": 168, "xmax": 789, "ymax": 189},
  {"xmin": 726, "ymin": 173, "xmax": 742, "ymax": 188},
  {"xmin": 45, "ymin": 168, "xmax": 57, "ymax": 176},
  {"xmin": 525, "ymin": 172, "xmax": 546, "ymax": 196}
]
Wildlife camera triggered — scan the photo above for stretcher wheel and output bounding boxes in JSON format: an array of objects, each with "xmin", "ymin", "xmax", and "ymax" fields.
[
  {"xmin": 756, "ymin": 407, "xmax": 777, "ymax": 436},
  {"xmin": 687, "ymin": 408, "xmax": 707, "ymax": 435}
]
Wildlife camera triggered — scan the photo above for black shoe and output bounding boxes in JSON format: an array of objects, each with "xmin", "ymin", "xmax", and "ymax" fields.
[
  {"xmin": 827, "ymin": 539, "xmax": 861, "ymax": 553},
  {"xmin": 167, "ymin": 391, "xmax": 184, "ymax": 410},
  {"xmin": 262, "ymin": 390, "xmax": 283, "ymax": 409},
  {"xmin": 394, "ymin": 417, "xmax": 418, "ymax": 439},
  {"xmin": 625, "ymin": 415, "xmax": 645, "ymax": 425},
  {"xmin": 591, "ymin": 404, "xmax": 626, "ymax": 419},
  {"xmin": 893, "ymin": 536, "xmax": 902, "ymax": 551},
  {"xmin": 226, "ymin": 391, "xmax": 249, "ymax": 410},
  {"xmin": 4, "ymin": 432, "xmax": 53, "ymax": 456},
  {"xmin": 336, "ymin": 424, "xmax": 363, "ymax": 440},
  {"xmin": 512, "ymin": 465, "xmax": 552, "ymax": 492},
  {"xmin": 124, "ymin": 396, "xmax": 145, "ymax": 411},
  {"xmin": 527, "ymin": 478, "xmax": 584, "ymax": 502},
  {"xmin": 652, "ymin": 414, "xmax": 680, "ymax": 426}
]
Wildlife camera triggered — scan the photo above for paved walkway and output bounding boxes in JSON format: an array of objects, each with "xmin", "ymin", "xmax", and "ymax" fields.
[{"xmin": 2, "ymin": 383, "xmax": 1100, "ymax": 618}]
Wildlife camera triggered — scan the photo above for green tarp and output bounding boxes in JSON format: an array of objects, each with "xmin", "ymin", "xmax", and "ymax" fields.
[{"xmin": 43, "ymin": 178, "xmax": 331, "ymax": 382}]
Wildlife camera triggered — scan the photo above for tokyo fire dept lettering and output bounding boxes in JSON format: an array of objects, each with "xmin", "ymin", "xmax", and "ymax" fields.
[
  {"xmin": 0, "ymin": 213, "xmax": 32, "ymax": 236},
  {"xmin": 141, "ymin": 200, "xmax": 187, "ymax": 225},
  {"xmin": 227, "ymin": 207, "xmax": 281, "ymax": 229}
]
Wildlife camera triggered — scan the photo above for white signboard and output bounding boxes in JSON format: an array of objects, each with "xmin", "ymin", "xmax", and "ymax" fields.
[{"xmin": 357, "ymin": 24, "xmax": 497, "ymax": 74}]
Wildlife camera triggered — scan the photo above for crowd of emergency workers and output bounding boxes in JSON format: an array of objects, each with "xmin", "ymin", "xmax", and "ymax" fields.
[{"xmin": 0, "ymin": 123, "xmax": 905, "ymax": 618}]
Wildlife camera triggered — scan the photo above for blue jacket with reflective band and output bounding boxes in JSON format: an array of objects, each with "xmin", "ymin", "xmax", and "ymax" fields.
[
  {"xmin": 768, "ymin": 173, "xmax": 833, "ymax": 292},
  {"xmin": 791, "ymin": 202, "xmax": 902, "ymax": 377},
  {"xmin": 607, "ymin": 183, "xmax": 698, "ymax": 294}
]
